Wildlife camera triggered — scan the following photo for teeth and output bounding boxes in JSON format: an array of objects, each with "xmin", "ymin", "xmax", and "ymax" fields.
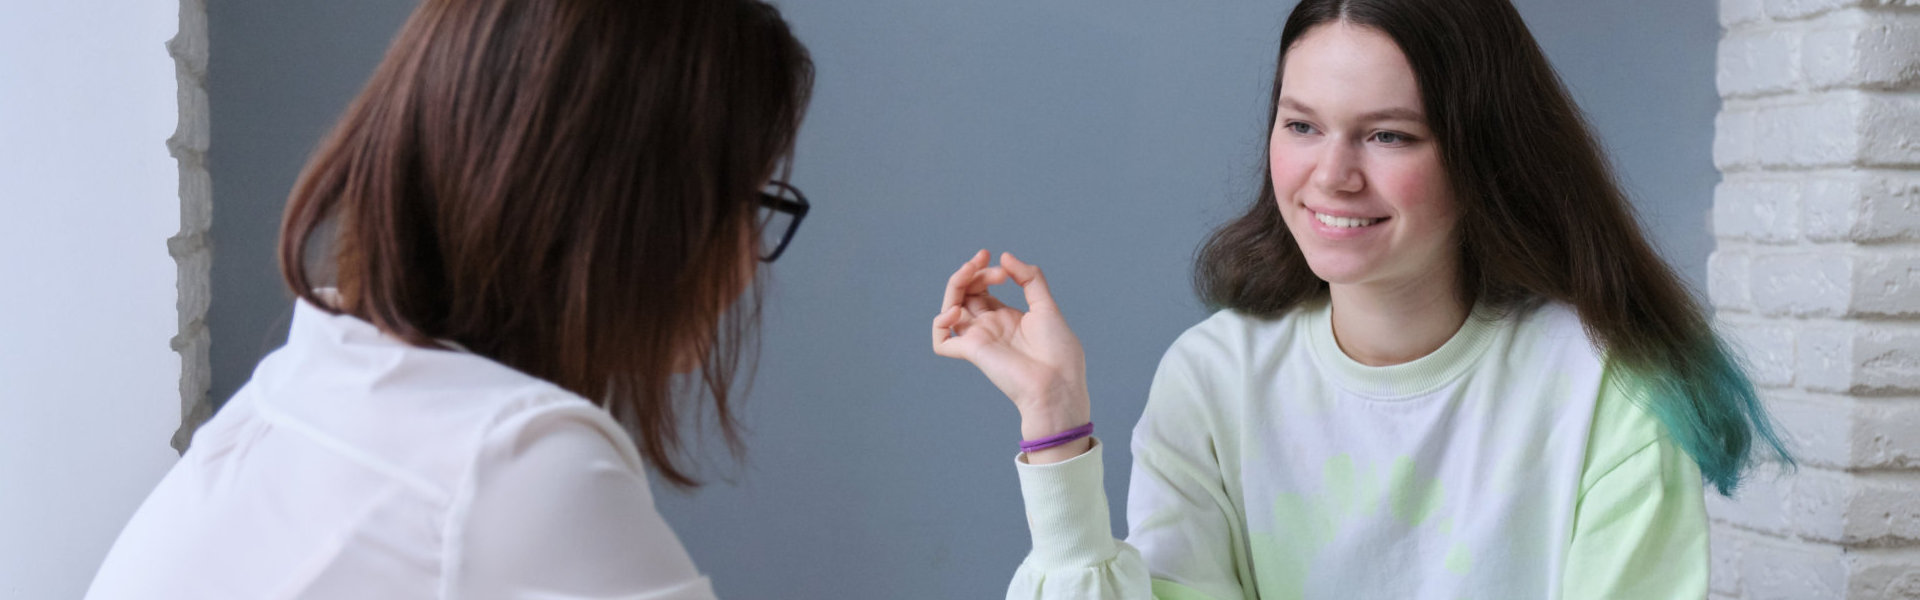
[{"xmin": 1315, "ymin": 211, "xmax": 1382, "ymax": 229}]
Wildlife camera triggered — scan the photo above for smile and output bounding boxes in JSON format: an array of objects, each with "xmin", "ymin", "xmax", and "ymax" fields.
[{"xmin": 1313, "ymin": 210, "xmax": 1386, "ymax": 229}]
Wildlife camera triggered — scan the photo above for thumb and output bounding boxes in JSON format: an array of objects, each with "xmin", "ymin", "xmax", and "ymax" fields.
[{"xmin": 1000, "ymin": 252, "xmax": 1058, "ymax": 313}]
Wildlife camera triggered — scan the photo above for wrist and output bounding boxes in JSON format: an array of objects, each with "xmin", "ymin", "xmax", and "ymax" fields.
[
  {"xmin": 1016, "ymin": 381, "xmax": 1089, "ymax": 440},
  {"xmin": 1019, "ymin": 407, "xmax": 1090, "ymax": 440}
]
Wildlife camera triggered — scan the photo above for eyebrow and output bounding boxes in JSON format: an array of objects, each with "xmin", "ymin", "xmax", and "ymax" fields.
[{"xmin": 1278, "ymin": 97, "xmax": 1425, "ymax": 124}]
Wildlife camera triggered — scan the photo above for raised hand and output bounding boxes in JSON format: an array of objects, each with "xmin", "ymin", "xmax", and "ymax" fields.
[{"xmin": 931, "ymin": 250, "xmax": 1092, "ymax": 462}]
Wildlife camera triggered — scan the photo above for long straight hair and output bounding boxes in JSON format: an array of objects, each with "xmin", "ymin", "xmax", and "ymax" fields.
[
  {"xmin": 278, "ymin": 0, "xmax": 813, "ymax": 488},
  {"xmin": 1195, "ymin": 0, "xmax": 1789, "ymax": 495}
]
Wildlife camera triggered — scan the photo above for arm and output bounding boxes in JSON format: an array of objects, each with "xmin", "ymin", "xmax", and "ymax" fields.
[
  {"xmin": 929, "ymin": 251, "xmax": 1246, "ymax": 599},
  {"xmin": 1006, "ymin": 439, "xmax": 1156, "ymax": 599},
  {"xmin": 1007, "ymin": 408, "xmax": 1248, "ymax": 600},
  {"xmin": 1120, "ymin": 354, "xmax": 1253, "ymax": 599},
  {"xmin": 1560, "ymin": 373, "xmax": 1709, "ymax": 600}
]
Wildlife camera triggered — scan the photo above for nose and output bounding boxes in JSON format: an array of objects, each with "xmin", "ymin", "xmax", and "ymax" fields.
[{"xmin": 1311, "ymin": 142, "xmax": 1364, "ymax": 195}]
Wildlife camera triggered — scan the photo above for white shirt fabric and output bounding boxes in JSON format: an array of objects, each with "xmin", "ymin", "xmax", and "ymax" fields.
[{"xmin": 86, "ymin": 297, "xmax": 718, "ymax": 600}]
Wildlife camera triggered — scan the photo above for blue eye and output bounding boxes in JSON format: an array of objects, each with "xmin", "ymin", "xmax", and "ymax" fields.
[
  {"xmin": 1373, "ymin": 131, "xmax": 1411, "ymax": 145},
  {"xmin": 1285, "ymin": 121, "xmax": 1317, "ymax": 135}
]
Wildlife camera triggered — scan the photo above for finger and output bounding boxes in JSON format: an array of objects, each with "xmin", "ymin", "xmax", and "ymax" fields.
[
  {"xmin": 966, "ymin": 266, "xmax": 1010, "ymax": 295},
  {"xmin": 932, "ymin": 326, "xmax": 969, "ymax": 358},
  {"xmin": 943, "ymin": 302, "xmax": 981, "ymax": 332},
  {"xmin": 942, "ymin": 251, "xmax": 989, "ymax": 312},
  {"xmin": 931, "ymin": 305, "xmax": 962, "ymax": 351},
  {"xmin": 952, "ymin": 303, "xmax": 977, "ymax": 329},
  {"xmin": 933, "ymin": 303, "xmax": 962, "ymax": 329},
  {"xmin": 932, "ymin": 338, "xmax": 968, "ymax": 359},
  {"xmin": 942, "ymin": 263, "xmax": 975, "ymax": 311},
  {"xmin": 999, "ymin": 252, "xmax": 1058, "ymax": 312},
  {"xmin": 932, "ymin": 306, "xmax": 980, "ymax": 358}
]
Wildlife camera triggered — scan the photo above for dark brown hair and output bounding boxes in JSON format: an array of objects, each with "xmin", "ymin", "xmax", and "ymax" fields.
[
  {"xmin": 1195, "ymin": 0, "xmax": 1788, "ymax": 494},
  {"xmin": 278, "ymin": 0, "xmax": 813, "ymax": 487}
]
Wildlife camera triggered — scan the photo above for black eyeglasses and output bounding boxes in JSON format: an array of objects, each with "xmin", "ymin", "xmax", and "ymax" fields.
[{"xmin": 756, "ymin": 181, "xmax": 809, "ymax": 262}]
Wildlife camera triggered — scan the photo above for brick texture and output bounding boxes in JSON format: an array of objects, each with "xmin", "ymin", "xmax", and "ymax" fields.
[
  {"xmin": 1711, "ymin": 0, "xmax": 1920, "ymax": 597},
  {"xmin": 169, "ymin": 0, "xmax": 212, "ymax": 452}
]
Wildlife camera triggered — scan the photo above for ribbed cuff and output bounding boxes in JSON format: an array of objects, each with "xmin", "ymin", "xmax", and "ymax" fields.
[{"xmin": 1013, "ymin": 438, "xmax": 1116, "ymax": 569}]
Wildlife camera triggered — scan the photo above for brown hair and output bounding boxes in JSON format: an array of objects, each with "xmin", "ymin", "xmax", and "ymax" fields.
[
  {"xmin": 278, "ymin": 0, "xmax": 813, "ymax": 487},
  {"xmin": 1195, "ymin": 0, "xmax": 1788, "ymax": 494}
]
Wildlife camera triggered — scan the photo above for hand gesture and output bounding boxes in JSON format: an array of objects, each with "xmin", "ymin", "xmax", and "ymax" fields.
[{"xmin": 931, "ymin": 250, "xmax": 1091, "ymax": 451}]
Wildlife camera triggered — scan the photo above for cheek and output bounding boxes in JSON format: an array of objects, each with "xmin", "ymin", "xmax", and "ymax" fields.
[
  {"xmin": 1377, "ymin": 155, "xmax": 1454, "ymax": 227},
  {"xmin": 1268, "ymin": 143, "xmax": 1314, "ymax": 198}
]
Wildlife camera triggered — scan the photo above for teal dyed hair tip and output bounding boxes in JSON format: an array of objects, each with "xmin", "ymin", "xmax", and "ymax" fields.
[{"xmin": 1627, "ymin": 333, "xmax": 1794, "ymax": 497}]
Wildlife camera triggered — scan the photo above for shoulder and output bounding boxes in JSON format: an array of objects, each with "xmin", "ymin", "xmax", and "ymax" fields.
[
  {"xmin": 1579, "ymin": 365, "xmax": 1690, "ymax": 496},
  {"xmin": 451, "ymin": 392, "xmax": 708, "ymax": 597},
  {"xmin": 414, "ymin": 379, "xmax": 640, "ymax": 504},
  {"xmin": 1502, "ymin": 300, "xmax": 1594, "ymax": 349},
  {"xmin": 1486, "ymin": 300, "xmax": 1605, "ymax": 371},
  {"xmin": 1144, "ymin": 305, "xmax": 1316, "ymax": 416},
  {"xmin": 1161, "ymin": 305, "xmax": 1313, "ymax": 376},
  {"xmin": 1184, "ymin": 305, "xmax": 1307, "ymax": 342},
  {"xmin": 471, "ymin": 390, "xmax": 644, "ymax": 482},
  {"xmin": 453, "ymin": 389, "xmax": 660, "ymax": 552},
  {"xmin": 251, "ymin": 315, "xmax": 623, "ymax": 498},
  {"xmin": 450, "ymin": 388, "xmax": 647, "ymax": 527},
  {"xmin": 1563, "ymin": 366, "xmax": 1709, "ymax": 598}
]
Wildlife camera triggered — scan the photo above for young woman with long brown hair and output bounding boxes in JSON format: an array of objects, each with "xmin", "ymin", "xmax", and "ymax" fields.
[
  {"xmin": 935, "ymin": 0, "xmax": 1789, "ymax": 597},
  {"xmin": 87, "ymin": 0, "xmax": 811, "ymax": 597}
]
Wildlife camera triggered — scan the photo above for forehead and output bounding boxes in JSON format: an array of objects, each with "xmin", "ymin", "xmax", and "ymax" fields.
[{"xmin": 1278, "ymin": 22, "xmax": 1423, "ymax": 117}]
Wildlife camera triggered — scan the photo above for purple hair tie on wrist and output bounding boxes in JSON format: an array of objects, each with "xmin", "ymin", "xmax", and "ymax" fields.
[{"xmin": 1020, "ymin": 422, "xmax": 1094, "ymax": 453}]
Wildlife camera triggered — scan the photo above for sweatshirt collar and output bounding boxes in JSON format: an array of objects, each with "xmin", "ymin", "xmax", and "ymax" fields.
[{"xmin": 1303, "ymin": 297, "xmax": 1499, "ymax": 399}]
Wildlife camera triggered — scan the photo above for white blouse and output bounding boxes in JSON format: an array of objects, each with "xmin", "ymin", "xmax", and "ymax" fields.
[{"xmin": 86, "ymin": 297, "xmax": 718, "ymax": 599}]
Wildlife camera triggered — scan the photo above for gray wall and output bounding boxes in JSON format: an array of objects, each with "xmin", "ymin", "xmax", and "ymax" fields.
[
  {"xmin": 206, "ymin": 0, "xmax": 420, "ymax": 407},
  {"xmin": 205, "ymin": 1, "xmax": 1719, "ymax": 597}
]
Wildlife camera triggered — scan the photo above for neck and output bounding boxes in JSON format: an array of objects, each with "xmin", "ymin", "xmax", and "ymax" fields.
[{"xmin": 1327, "ymin": 274, "xmax": 1468, "ymax": 367}]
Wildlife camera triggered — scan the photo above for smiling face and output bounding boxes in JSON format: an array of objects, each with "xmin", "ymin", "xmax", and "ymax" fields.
[{"xmin": 1271, "ymin": 22, "xmax": 1459, "ymax": 295}]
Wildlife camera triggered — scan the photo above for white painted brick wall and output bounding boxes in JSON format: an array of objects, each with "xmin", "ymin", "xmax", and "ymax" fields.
[
  {"xmin": 1707, "ymin": 464, "xmax": 1920, "ymax": 545},
  {"xmin": 1850, "ymin": 549, "xmax": 1920, "ymax": 597},
  {"xmin": 1800, "ymin": 172, "xmax": 1920, "ymax": 244},
  {"xmin": 168, "ymin": 0, "xmax": 212, "ymax": 452},
  {"xmin": 1717, "ymin": 92, "xmax": 1920, "ymax": 171},
  {"xmin": 1798, "ymin": 321, "xmax": 1920, "ymax": 395},
  {"xmin": 1744, "ymin": 532, "xmax": 1849, "ymax": 599},
  {"xmin": 1858, "ymin": 401, "xmax": 1920, "ymax": 468},
  {"xmin": 1712, "ymin": 0, "xmax": 1920, "ymax": 597},
  {"xmin": 1732, "ymin": 391, "xmax": 1920, "ymax": 471}
]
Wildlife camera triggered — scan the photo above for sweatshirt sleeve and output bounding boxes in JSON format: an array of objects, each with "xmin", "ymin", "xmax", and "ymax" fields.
[
  {"xmin": 1006, "ymin": 332, "xmax": 1250, "ymax": 600},
  {"xmin": 1559, "ymin": 371, "xmax": 1709, "ymax": 600}
]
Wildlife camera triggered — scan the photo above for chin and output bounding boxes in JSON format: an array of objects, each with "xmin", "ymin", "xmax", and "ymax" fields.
[
  {"xmin": 1308, "ymin": 267, "xmax": 1368, "ymax": 287},
  {"xmin": 1298, "ymin": 251, "xmax": 1376, "ymax": 286}
]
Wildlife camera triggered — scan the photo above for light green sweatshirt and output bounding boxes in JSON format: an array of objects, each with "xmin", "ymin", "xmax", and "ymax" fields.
[{"xmin": 1007, "ymin": 300, "xmax": 1707, "ymax": 599}]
